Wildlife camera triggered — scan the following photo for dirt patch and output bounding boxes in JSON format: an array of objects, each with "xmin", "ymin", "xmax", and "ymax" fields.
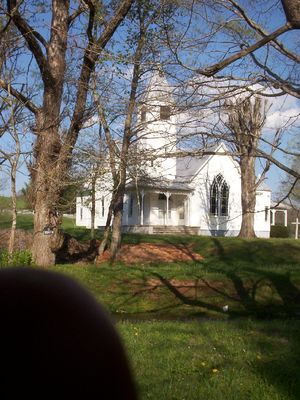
[
  {"xmin": 0, "ymin": 229, "xmax": 203, "ymax": 264},
  {"xmin": 97, "ymin": 243, "xmax": 203, "ymax": 264}
]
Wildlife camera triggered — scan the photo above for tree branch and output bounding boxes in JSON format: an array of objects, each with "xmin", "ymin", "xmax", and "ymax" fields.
[
  {"xmin": 68, "ymin": 2, "xmax": 88, "ymax": 27},
  {"xmin": 67, "ymin": 0, "xmax": 135, "ymax": 144},
  {"xmin": 96, "ymin": 0, "xmax": 135, "ymax": 49},
  {"xmin": 198, "ymin": 23, "xmax": 292, "ymax": 77},
  {"xmin": 0, "ymin": 79, "xmax": 39, "ymax": 114},
  {"xmin": 249, "ymin": 52, "xmax": 300, "ymax": 98},
  {"xmin": 228, "ymin": 0, "xmax": 300, "ymax": 64},
  {"xmin": 95, "ymin": 98, "xmax": 118, "ymax": 183},
  {"xmin": 256, "ymin": 147, "xmax": 300, "ymax": 180},
  {"xmin": 7, "ymin": 0, "xmax": 51, "ymax": 84}
]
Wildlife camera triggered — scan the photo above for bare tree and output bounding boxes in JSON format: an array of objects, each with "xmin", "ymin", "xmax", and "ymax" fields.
[
  {"xmin": 93, "ymin": 0, "xmax": 172, "ymax": 261},
  {"xmin": 0, "ymin": 89, "xmax": 26, "ymax": 254},
  {"xmin": 74, "ymin": 127, "xmax": 109, "ymax": 240},
  {"xmin": 0, "ymin": 0, "xmax": 134, "ymax": 265},
  {"xmin": 224, "ymin": 96, "xmax": 268, "ymax": 237}
]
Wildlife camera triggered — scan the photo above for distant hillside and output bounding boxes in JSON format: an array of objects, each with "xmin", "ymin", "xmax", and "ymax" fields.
[{"xmin": 0, "ymin": 196, "xmax": 31, "ymax": 211}]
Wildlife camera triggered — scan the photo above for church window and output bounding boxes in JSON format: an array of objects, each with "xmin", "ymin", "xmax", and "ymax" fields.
[
  {"xmin": 101, "ymin": 196, "xmax": 105, "ymax": 217},
  {"xmin": 210, "ymin": 174, "xmax": 229, "ymax": 216},
  {"xmin": 141, "ymin": 106, "xmax": 147, "ymax": 122},
  {"xmin": 160, "ymin": 105, "xmax": 171, "ymax": 120},
  {"xmin": 265, "ymin": 206, "xmax": 268, "ymax": 222},
  {"xmin": 128, "ymin": 195, "xmax": 133, "ymax": 217}
]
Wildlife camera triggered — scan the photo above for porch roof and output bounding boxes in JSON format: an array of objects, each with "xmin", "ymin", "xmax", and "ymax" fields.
[{"xmin": 126, "ymin": 178, "xmax": 192, "ymax": 193}]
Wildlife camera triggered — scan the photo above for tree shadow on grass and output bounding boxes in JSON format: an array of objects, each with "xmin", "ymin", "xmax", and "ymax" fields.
[
  {"xmin": 110, "ymin": 259, "xmax": 300, "ymax": 320},
  {"xmin": 235, "ymin": 321, "xmax": 300, "ymax": 400},
  {"xmin": 211, "ymin": 237, "xmax": 300, "ymax": 265},
  {"xmin": 207, "ymin": 239, "xmax": 300, "ymax": 317}
]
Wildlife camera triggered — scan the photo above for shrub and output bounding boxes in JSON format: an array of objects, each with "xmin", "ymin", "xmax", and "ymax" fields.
[
  {"xmin": 270, "ymin": 224, "xmax": 290, "ymax": 238},
  {"xmin": 0, "ymin": 250, "xmax": 32, "ymax": 267}
]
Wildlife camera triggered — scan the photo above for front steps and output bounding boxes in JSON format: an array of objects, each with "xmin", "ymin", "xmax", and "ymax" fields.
[
  {"xmin": 152, "ymin": 225, "xmax": 199, "ymax": 235},
  {"xmin": 122, "ymin": 225, "xmax": 199, "ymax": 235}
]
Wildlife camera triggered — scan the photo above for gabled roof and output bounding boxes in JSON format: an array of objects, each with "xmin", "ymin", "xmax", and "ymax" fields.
[
  {"xmin": 175, "ymin": 142, "xmax": 232, "ymax": 181},
  {"xmin": 176, "ymin": 154, "xmax": 210, "ymax": 180}
]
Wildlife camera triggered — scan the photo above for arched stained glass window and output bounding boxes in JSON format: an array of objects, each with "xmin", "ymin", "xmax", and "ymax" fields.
[{"xmin": 210, "ymin": 174, "xmax": 229, "ymax": 216}]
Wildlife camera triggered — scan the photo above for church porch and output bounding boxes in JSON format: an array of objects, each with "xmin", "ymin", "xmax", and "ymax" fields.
[{"xmin": 123, "ymin": 188, "xmax": 194, "ymax": 233}]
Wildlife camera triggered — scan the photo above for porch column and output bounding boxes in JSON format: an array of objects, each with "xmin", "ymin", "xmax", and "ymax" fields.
[
  {"xmin": 271, "ymin": 209, "xmax": 275, "ymax": 225},
  {"xmin": 166, "ymin": 192, "xmax": 170, "ymax": 226},
  {"xmin": 187, "ymin": 194, "xmax": 190, "ymax": 227},
  {"xmin": 284, "ymin": 210, "xmax": 288, "ymax": 227},
  {"xmin": 292, "ymin": 218, "xmax": 300, "ymax": 239},
  {"xmin": 141, "ymin": 190, "xmax": 145, "ymax": 225}
]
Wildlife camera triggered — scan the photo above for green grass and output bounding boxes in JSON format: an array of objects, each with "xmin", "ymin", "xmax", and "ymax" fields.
[
  {"xmin": 0, "ymin": 195, "xmax": 30, "ymax": 210},
  {"xmin": 2, "ymin": 209, "xmax": 300, "ymax": 318},
  {"xmin": 0, "ymin": 211, "xmax": 34, "ymax": 230},
  {"xmin": 52, "ymin": 260, "xmax": 300, "ymax": 320},
  {"xmin": 0, "ymin": 211, "xmax": 99, "ymax": 239},
  {"xmin": 119, "ymin": 319, "xmax": 300, "ymax": 400},
  {"xmin": 0, "ymin": 211, "xmax": 76, "ymax": 232}
]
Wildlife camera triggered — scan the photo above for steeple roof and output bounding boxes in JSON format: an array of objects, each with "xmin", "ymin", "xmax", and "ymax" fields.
[{"xmin": 142, "ymin": 69, "xmax": 173, "ymax": 104}]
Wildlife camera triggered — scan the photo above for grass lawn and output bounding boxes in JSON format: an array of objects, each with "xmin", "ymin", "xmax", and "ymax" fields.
[
  {"xmin": 0, "ymin": 211, "xmax": 34, "ymax": 230},
  {"xmin": 0, "ymin": 195, "xmax": 30, "ymax": 210},
  {"xmin": 119, "ymin": 319, "xmax": 300, "ymax": 400},
  {"xmin": 51, "ymin": 233, "xmax": 300, "ymax": 399},
  {"xmin": 2, "ymin": 211, "xmax": 300, "ymax": 398},
  {"xmin": 53, "ymin": 261, "xmax": 300, "ymax": 320}
]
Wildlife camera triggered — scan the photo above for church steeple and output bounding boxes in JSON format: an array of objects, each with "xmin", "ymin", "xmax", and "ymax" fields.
[
  {"xmin": 141, "ymin": 68, "xmax": 173, "ymax": 106},
  {"xmin": 137, "ymin": 68, "xmax": 177, "ymax": 179}
]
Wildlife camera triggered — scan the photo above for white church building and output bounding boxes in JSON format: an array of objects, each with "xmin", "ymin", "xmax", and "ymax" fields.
[{"xmin": 76, "ymin": 72, "xmax": 271, "ymax": 237}]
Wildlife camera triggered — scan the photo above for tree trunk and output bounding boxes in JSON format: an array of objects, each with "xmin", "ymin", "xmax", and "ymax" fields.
[
  {"xmin": 90, "ymin": 176, "xmax": 96, "ymax": 240},
  {"xmin": 31, "ymin": 196, "xmax": 57, "ymax": 266},
  {"xmin": 110, "ymin": 189, "xmax": 125, "ymax": 262},
  {"xmin": 226, "ymin": 96, "xmax": 265, "ymax": 239},
  {"xmin": 98, "ymin": 200, "xmax": 114, "ymax": 259},
  {"xmin": 8, "ymin": 162, "xmax": 17, "ymax": 256},
  {"xmin": 31, "ymin": 114, "xmax": 65, "ymax": 266},
  {"xmin": 239, "ymin": 155, "xmax": 256, "ymax": 238},
  {"xmin": 8, "ymin": 92, "xmax": 20, "ymax": 257}
]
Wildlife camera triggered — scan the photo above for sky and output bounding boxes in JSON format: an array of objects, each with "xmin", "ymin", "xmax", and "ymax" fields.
[{"xmin": 263, "ymin": 93, "xmax": 300, "ymax": 198}]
